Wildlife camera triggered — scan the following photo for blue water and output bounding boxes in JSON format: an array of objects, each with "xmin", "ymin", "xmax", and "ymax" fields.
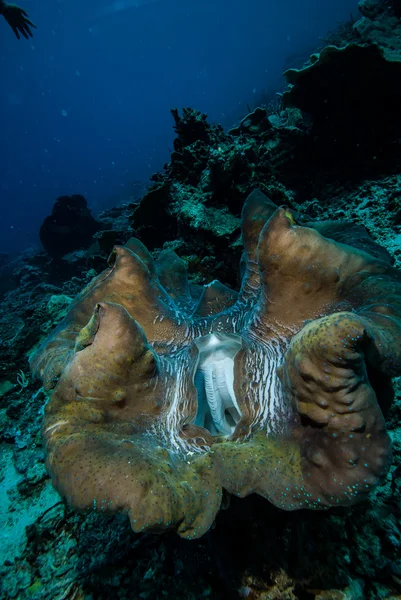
[{"xmin": 0, "ymin": 0, "xmax": 358, "ymax": 254}]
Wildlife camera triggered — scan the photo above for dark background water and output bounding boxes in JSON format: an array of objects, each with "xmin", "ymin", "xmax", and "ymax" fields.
[{"xmin": 0, "ymin": 0, "xmax": 358, "ymax": 254}]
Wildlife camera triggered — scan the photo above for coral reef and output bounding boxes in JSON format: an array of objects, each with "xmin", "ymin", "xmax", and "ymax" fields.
[
  {"xmin": 128, "ymin": 0, "xmax": 401, "ymax": 285},
  {"xmin": 282, "ymin": 43, "xmax": 401, "ymax": 166},
  {"xmin": 2, "ymin": 1, "xmax": 401, "ymax": 598},
  {"xmin": 39, "ymin": 194, "xmax": 105, "ymax": 259}
]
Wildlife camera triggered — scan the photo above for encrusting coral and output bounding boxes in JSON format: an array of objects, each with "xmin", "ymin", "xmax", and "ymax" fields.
[{"xmin": 31, "ymin": 189, "xmax": 401, "ymax": 539}]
